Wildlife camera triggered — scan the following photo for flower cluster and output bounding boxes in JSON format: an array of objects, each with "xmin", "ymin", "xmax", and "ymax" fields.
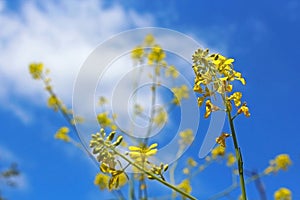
[
  {"xmin": 274, "ymin": 187, "xmax": 292, "ymax": 200},
  {"xmin": 264, "ymin": 154, "xmax": 292, "ymax": 174},
  {"xmin": 90, "ymin": 128, "xmax": 127, "ymax": 190},
  {"xmin": 54, "ymin": 127, "xmax": 70, "ymax": 142},
  {"xmin": 192, "ymin": 48, "xmax": 250, "ymax": 118},
  {"xmin": 128, "ymin": 143, "xmax": 158, "ymax": 165},
  {"xmin": 29, "ymin": 63, "xmax": 44, "ymax": 79}
]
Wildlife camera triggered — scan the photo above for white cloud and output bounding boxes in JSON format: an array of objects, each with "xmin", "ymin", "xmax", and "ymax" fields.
[{"xmin": 0, "ymin": 0, "xmax": 155, "ymax": 123}]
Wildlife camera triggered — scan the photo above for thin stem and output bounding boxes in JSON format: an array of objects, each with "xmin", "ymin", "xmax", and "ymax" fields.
[
  {"xmin": 113, "ymin": 148, "xmax": 197, "ymax": 200},
  {"xmin": 226, "ymin": 108, "xmax": 247, "ymax": 200}
]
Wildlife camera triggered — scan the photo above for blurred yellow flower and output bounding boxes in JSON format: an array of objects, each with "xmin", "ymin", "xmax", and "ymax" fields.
[
  {"xmin": 165, "ymin": 65, "xmax": 179, "ymax": 78},
  {"xmin": 211, "ymin": 145, "xmax": 225, "ymax": 159},
  {"xmin": 274, "ymin": 187, "xmax": 292, "ymax": 200},
  {"xmin": 187, "ymin": 158, "xmax": 198, "ymax": 167},
  {"xmin": 144, "ymin": 34, "xmax": 155, "ymax": 46},
  {"xmin": 94, "ymin": 173, "xmax": 110, "ymax": 190},
  {"xmin": 97, "ymin": 112, "xmax": 117, "ymax": 130},
  {"xmin": 54, "ymin": 127, "xmax": 70, "ymax": 142},
  {"xmin": 274, "ymin": 154, "xmax": 292, "ymax": 171},
  {"xmin": 131, "ymin": 45, "xmax": 144, "ymax": 61},
  {"xmin": 171, "ymin": 85, "xmax": 189, "ymax": 105},
  {"xmin": 179, "ymin": 129, "xmax": 194, "ymax": 145},
  {"xmin": 264, "ymin": 154, "xmax": 292, "ymax": 174},
  {"xmin": 227, "ymin": 153, "xmax": 236, "ymax": 166},
  {"xmin": 177, "ymin": 179, "xmax": 192, "ymax": 197},
  {"xmin": 29, "ymin": 62, "xmax": 44, "ymax": 79},
  {"xmin": 148, "ymin": 45, "xmax": 165, "ymax": 65},
  {"xmin": 153, "ymin": 108, "xmax": 168, "ymax": 126},
  {"xmin": 47, "ymin": 95, "xmax": 60, "ymax": 111}
]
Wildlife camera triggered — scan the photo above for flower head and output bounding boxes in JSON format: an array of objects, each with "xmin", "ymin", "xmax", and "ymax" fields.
[
  {"xmin": 211, "ymin": 145, "xmax": 225, "ymax": 159},
  {"xmin": 205, "ymin": 99, "xmax": 220, "ymax": 118},
  {"xmin": 165, "ymin": 65, "xmax": 179, "ymax": 78},
  {"xmin": 97, "ymin": 112, "xmax": 117, "ymax": 130},
  {"xmin": 177, "ymin": 179, "xmax": 192, "ymax": 198},
  {"xmin": 29, "ymin": 63, "xmax": 44, "ymax": 79},
  {"xmin": 264, "ymin": 154, "xmax": 292, "ymax": 174},
  {"xmin": 274, "ymin": 187, "xmax": 292, "ymax": 200},
  {"xmin": 94, "ymin": 173, "xmax": 110, "ymax": 190},
  {"xmin": 237, "ymin": 103, "xmax": 250, "ymax": 117},
  {"xmin": 148, "ymin": 45, "xmax": 165, "ymax": 65},
  {"xmin": 54, "ymin": 127, "xmax": 70, "ymax": 142},
  {"xmin": 179, "ymin": 129, "xmax": 194, "ymax": 146},
  {"xmin": 131, "ymin": 45, "xmax": 144, "ymax": 61},
  {"xmin": 227, "ymin": 153, "xmax": 236, "ymax": 166},
  {"xmin": 128, "ymin": 143, "xmax": 158, "ymax": 162},
  {"xmin": 171, "ymin": 85, "xmax": 189, "ymax": 105}
]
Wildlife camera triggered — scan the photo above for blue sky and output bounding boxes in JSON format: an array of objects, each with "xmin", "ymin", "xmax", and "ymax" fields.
[{"xmin": 0, "ymin": 0, "xmax": 299, "ymax": 199}]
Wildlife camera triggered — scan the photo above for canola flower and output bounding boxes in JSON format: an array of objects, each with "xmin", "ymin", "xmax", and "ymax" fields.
[
  {"xmin": 97, "ymin": 112, "xmax": 117, "ymax": 130},
  {"xmin": 28, "ymin": 35, "xmax": 295, "ymax": 200},
  {"xmin": 128, "ymin": 143, "xmax": 158, "ymax": 163},
  {"xmin": 54, "ymin": 127, "xmax": 70, "ymax": 142},
  {"xmin": 264, "ymin": 154, "xmax": 292, "ymax": 174},
  {"xmin": 177, "ymin": 179, "xmax": 192, "ymax": 199},
  {"xmin": 274, "ymin": 187, "xmax": 292, "ymax": 200},
  {"xmin": 29, "ymin": 62, "xmax": 44, "ymax": 79},
  {"xmin": 165, "ymin": 65, "xmax": 179, "ymax": 78},
  {"xmin": 192, "ymin": 48, "xmax": 249, "ymax": 199},
  {"xmin": 171, "ymin": 85, "xmax": 189, "ymax": 105}
]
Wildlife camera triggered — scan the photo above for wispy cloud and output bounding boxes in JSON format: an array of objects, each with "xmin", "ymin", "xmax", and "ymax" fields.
[{"xmin": 0, "ymin": 0, "xmax": 154, "ymax": 123}]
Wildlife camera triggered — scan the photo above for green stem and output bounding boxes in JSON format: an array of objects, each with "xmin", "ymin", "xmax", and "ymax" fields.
[
  {"xmin": 112, "ymin": 148, "xmax": 197, "ymax": 200},
  {"xmin": 226, "ymin": 109, "xmax": 247, "ymax": 200}
]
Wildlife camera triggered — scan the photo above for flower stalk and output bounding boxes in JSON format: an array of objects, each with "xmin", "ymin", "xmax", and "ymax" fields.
[{"xmin": 226, "ymin": 107, "xmax": 247, "ymax": 200}]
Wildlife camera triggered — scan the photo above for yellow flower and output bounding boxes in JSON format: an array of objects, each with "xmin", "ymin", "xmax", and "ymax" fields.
[
  {"xmin": 274, "ymin": 154, "xmax": 292, "ymax": 171},
  {"xmin": 131, "ymin": 45, "xmax": 144, "ymax": 61},
  {"xmin": 228, "ymin": 92, "xmax": 242, "ymax": 107},
  {"xmin": 216, "ymin": 132, "xmax": 230, "ymax": 147},
  {"xmin": 265, "ymin": 154, "xmax": 292, "ymax": 174},
  {"xmin": 237, "ymin": 103, "xmax": 250, "ymax": 117},
  {"xmin": 227, "ymin": 153, "xmax": 236, "ymax": 166},
  {"xmin": 144, "ymin": 34, "xmax": 155, "ymax": 46},
  {"xmin": 94, "ymin": 173, "xmax": 110, "ymax": 190},
  {"xmin": 205, "ymin": 99, "xmax": 220, "ymax": 118},
  {"xmin": 128, "ymin": 143, "xmax": 158, "ymax": 162},
  {"xmin": 187, "ymin": 158, "xmax": 197, "ymax": 167},
  {"xmin": 108, "ymin": 171, "xmax": 128, "ymax": 190},
  {"xmin": 54, "ymin": 127, "xmax": 70, "ymax": 142},
  {"xmin": 148, "ymin": 45, "xmax": 165, "ymax": 65},
  {"xmin": 153, "ymin": 108, "xmax": 168, "ymax": 126},
  {"xmin": 29, "ymin": 62, "xmax": 44, "ymax": 79},
  {"xmin": 211, "ymin": 145, "xmax": 225, "ymax": 159},
  {"xmin": 47, "ymin": 95, "xmax": 60, "ymax": 111},
  {"xmin": 183, "ymin": 167, "xmax": 190, "ymax": 175},
  {"xmin": 177, "ymin": 179, "xmax": 192, "ymax": 197},
  {"xmin": 98, "ymin": 96, "xmax": 108, "ymax": 106},
  {"xmin": 97, "ymin": 112, "xmax": 117, "ymax": 130},
  {"xmin": 274, "ymin": 187, "xmax": 292, "ymax": 200},
  {"xmin": 179, "ymin": 129, "xmax": 194, "ymax": 145},
  {"xmin": 165, "ymin": 65, "xmax": 179, "ymax": 78},
  {"xmin": 171, "ymin": 85, "xmax": 189, "ymax": 105}
]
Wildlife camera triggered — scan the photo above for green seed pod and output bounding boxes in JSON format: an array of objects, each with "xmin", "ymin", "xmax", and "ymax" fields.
[
  {"xmin": 113, "ymin": 136, "xmax": 123, "ymax": 146},
  {"xmin": 107, "ymin": 131, "xmax": 116, "ymax": 141}
]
